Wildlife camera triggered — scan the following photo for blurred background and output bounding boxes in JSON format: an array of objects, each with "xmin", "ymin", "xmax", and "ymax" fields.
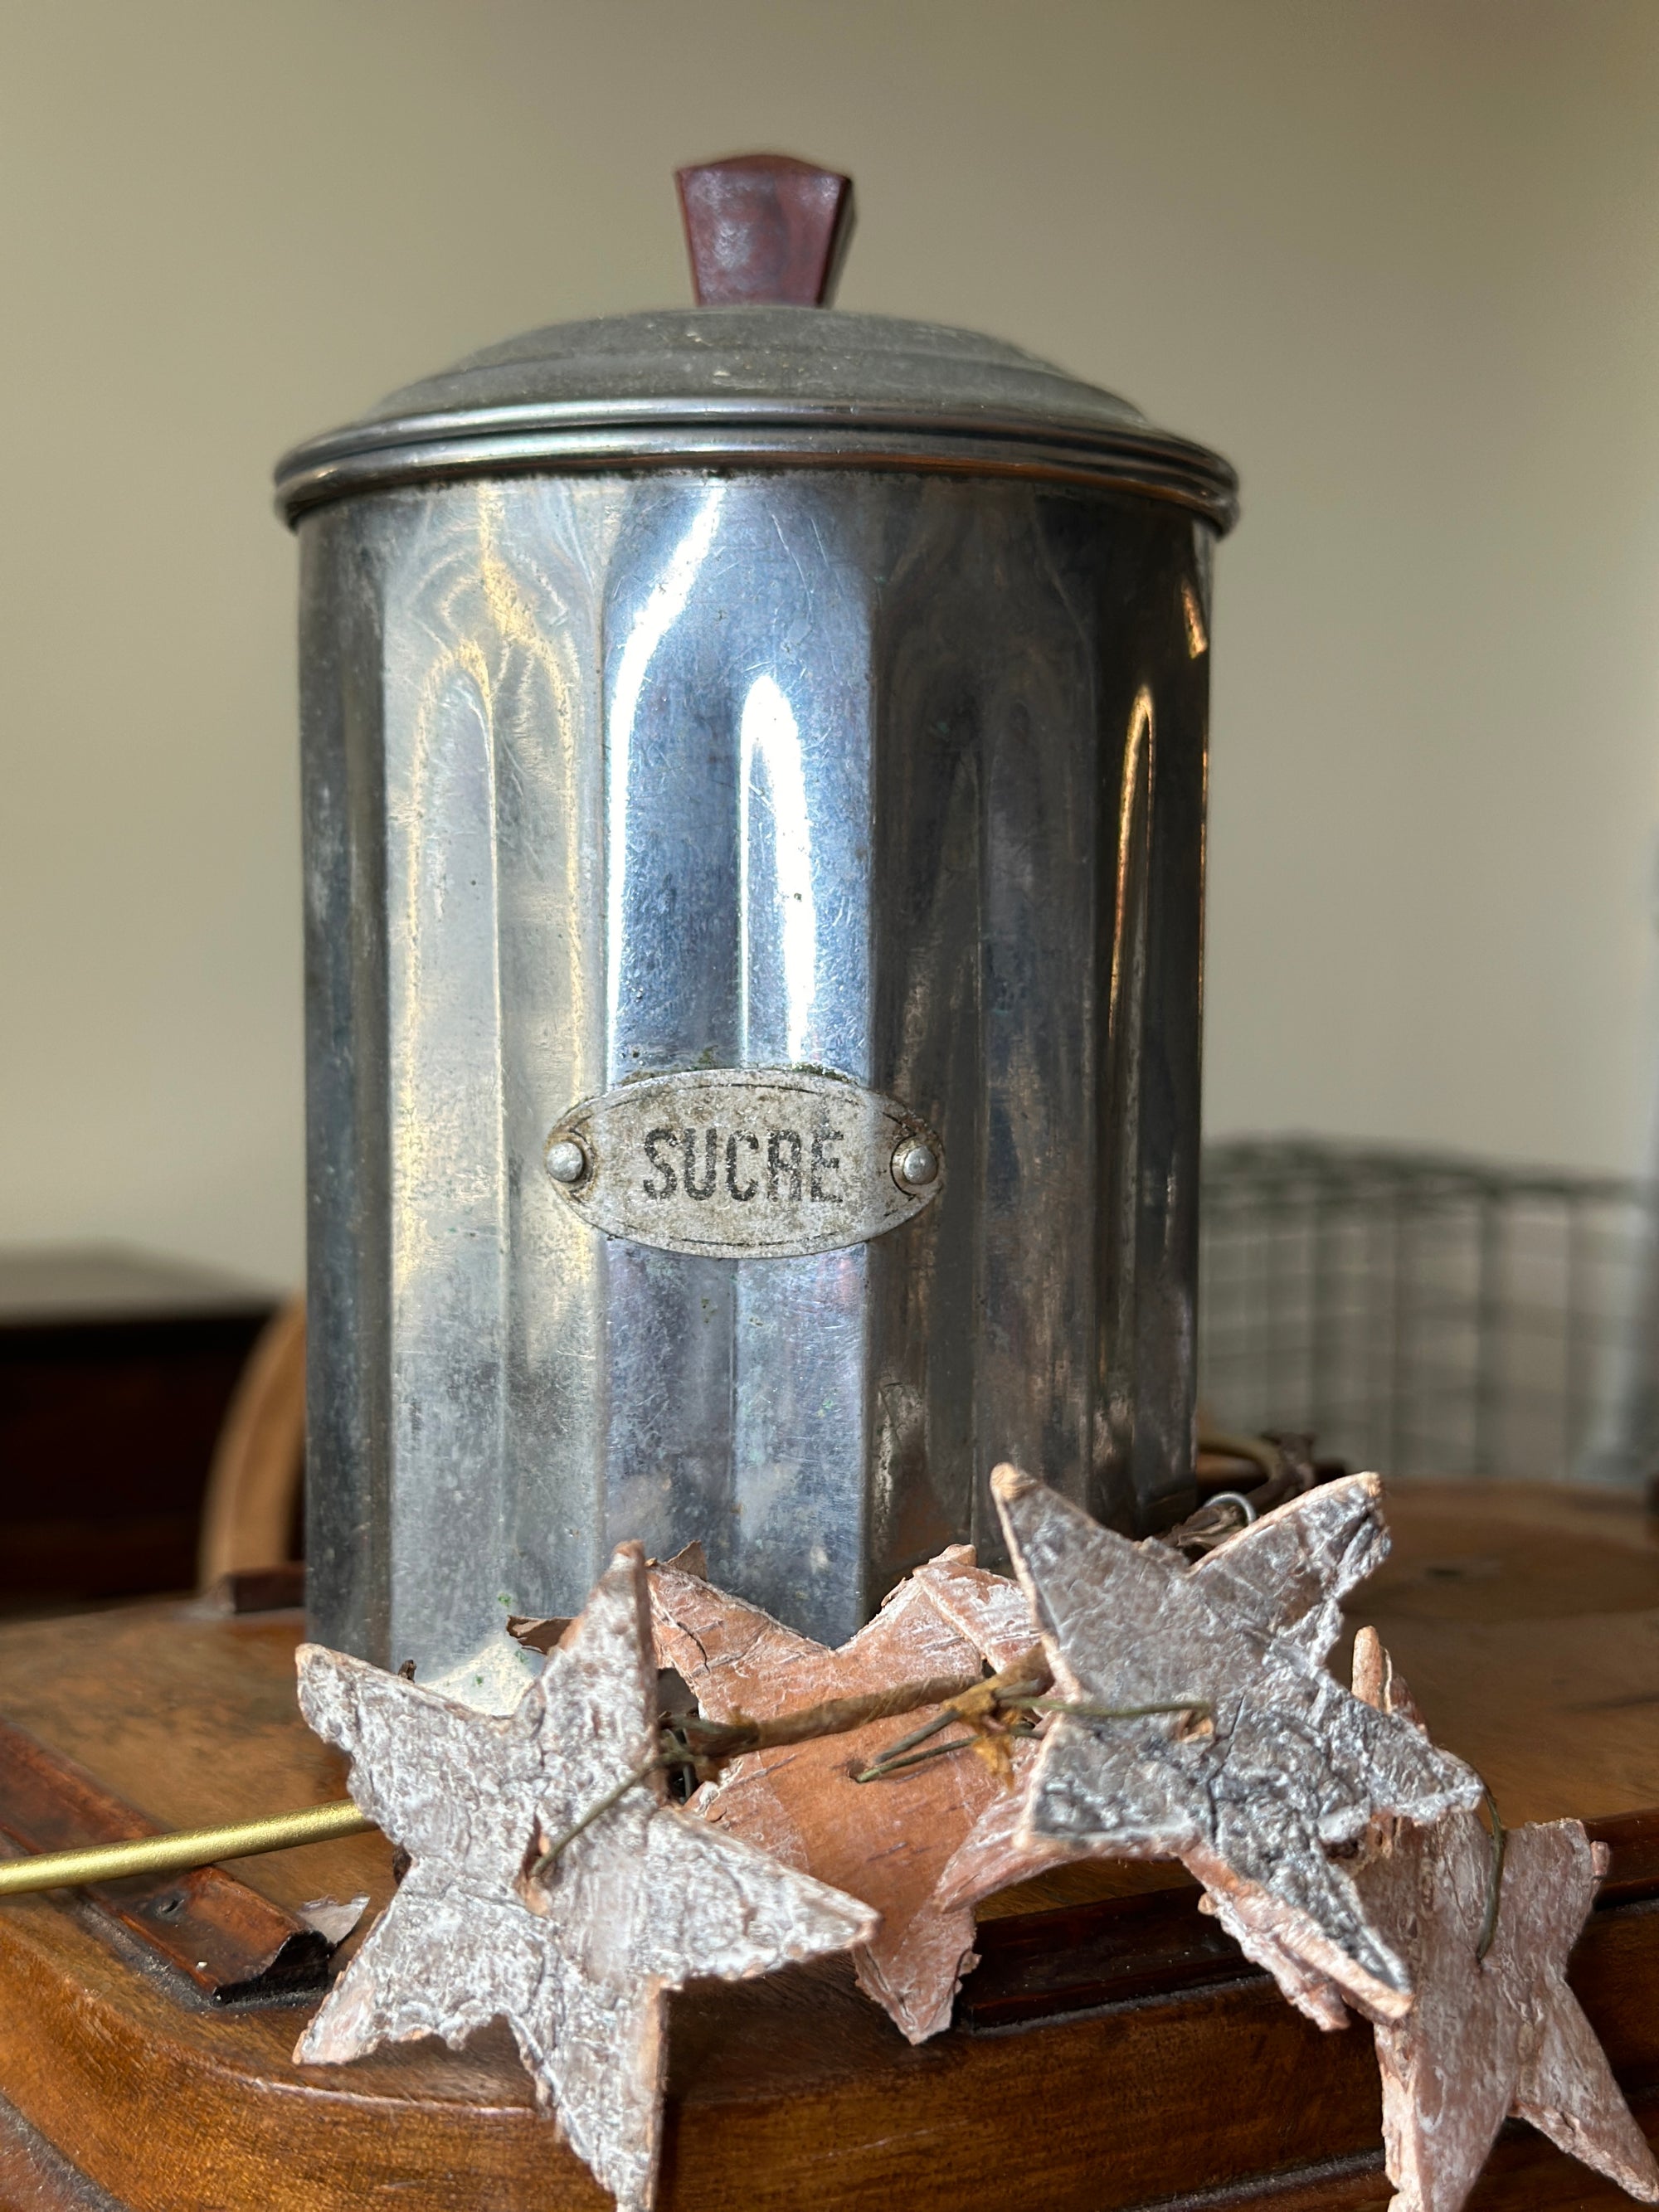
[{"xmin": 3, "ymin": 0, "xmax": 1659, "ymax": 1597}]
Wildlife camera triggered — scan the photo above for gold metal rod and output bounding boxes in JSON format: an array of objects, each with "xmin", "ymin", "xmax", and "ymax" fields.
[{"xmin": 0, "ymin": 1799, "xmax": 375, "ymax": 1897}]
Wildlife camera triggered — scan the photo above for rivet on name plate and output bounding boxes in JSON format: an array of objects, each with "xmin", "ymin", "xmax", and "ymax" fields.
[
  {"xmin": 893, "ymin": 1141, "xmax": 939, "ymax": 1190},
  {"xmin": 546, "ymin": 1135, "xmax": 590, "ymax": 1187}
]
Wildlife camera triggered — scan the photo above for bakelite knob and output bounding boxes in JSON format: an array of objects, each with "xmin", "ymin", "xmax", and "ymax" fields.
[{"xmin": 675, "ymin": 153, "xmax": 855, "ymax": 308}]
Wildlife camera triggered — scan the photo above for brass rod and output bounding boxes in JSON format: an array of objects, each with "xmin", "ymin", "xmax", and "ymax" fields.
[{"xmin": 0, "ymin": 1799, "xmax": 375, "ymax": 1896}]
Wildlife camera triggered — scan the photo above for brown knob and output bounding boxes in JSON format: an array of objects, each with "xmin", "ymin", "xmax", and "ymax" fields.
[{"xmin": 675, "ymin": 153, "xmax": 854, "ymax": 308}]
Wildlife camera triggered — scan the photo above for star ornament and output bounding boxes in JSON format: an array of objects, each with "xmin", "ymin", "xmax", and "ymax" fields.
[
  {"xmin": 293, "ymin": 1544, "xmax": 875, "ymax": 2212},
  {"xmin": 649, "ymin": 1543, "xmax": 1067, "ymax": 2043},
  {"xmin": 1350, "ymin": 1631, "xmax": 1659, "ymax": 2212},
  {"xmin": 991, "ymin": 1462, "xmax": 1481, "ymax": 2022}
]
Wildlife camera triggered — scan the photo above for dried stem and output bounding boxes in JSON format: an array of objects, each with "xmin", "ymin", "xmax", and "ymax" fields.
[
  {"xmin": 530, "ymin": 1755, "xmax": 666, "ymax": 1879},
  {"xmin": 1476, "ymin": 1785, "xmax": 1507, "ymax": 1961},
  {"xmin": 679, "ymin": 1669, "xmax": 990, "ymax": 1768},
  {"xmin": 854, "ymin": 1687, "xmax": 1212, "ymax": 1784},
  {"xmin": 534, "ymin": 1655, "xmax": 1056, "ymax": 1875}
]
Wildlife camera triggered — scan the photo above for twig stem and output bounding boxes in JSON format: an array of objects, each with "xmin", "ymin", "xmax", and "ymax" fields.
[
  {"xmin": 853, "ymin": 1668, "xmax": 1211, "ymax": 1785},
  {"xmin": 1024, "ymin": 1696, "xmax": 1214, "ymax": 1725},
  {"xmin": 1476, "ymin": 1785, "xmax": 1507, "ymax": 1961},
  {"xmin": 529, "ymin": 1754, "xmax": 664, "ymax": 1881}
]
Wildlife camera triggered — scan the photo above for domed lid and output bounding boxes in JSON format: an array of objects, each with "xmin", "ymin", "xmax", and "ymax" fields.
[{"xmin": 275, "ymin": 154, "xmax": 1237, "ymax": 531}]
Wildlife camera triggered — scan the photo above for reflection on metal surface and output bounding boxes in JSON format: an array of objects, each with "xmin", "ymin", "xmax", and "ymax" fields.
[
  {"xmin": 1182, "ymin": 579, "xmax": 1209, "ymax": 659},
  {"xmin": 547, "ymin": 1067, "xmax": 942, "ymax": 1259},
  {"xmin": 300, "ymin": 469, "xmax": 1213, "ymax": 1672},
  {"xmin": 1099, "ymin": 687, "xmax": 1162, "ymax": 1525},
  {"xmin": 740, "ymin": 676, "xmax": 817, "ymax": 1064},
  {"xmin": 607, "ymin": 486, "xmax": 727, "ymax": 1043}
]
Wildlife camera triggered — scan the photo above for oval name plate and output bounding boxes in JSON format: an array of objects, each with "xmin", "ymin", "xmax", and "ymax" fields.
[{"xmin": 544, "ymin": 1067, "xmax": 944, "ymax": 1260}]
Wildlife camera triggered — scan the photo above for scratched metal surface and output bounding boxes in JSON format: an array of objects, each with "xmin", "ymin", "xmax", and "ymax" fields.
[
  {"xmin": 274, "ymin": 305, "xmax": 1239, "ymax": 527},
  {"xmin": 299, "ymin": 467, "xmax": 1213, "ymax": 1674}
]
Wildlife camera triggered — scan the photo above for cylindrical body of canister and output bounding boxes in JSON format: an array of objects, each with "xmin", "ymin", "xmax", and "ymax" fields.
[{"xmin": 282, "ymin": 306, "xmax": 1235, "ymax": 1677}]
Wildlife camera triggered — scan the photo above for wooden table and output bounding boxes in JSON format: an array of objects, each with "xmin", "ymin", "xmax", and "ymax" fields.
[{"xmin": 0, "ymin": 1480, "xmax": 1656, "ymax": 2211}]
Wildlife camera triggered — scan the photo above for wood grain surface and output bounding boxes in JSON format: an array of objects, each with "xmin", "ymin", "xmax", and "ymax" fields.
[
  {"xmin": 0, "ymin": 1713, "xmax": 331, "ymax": 2001},
  {"xmin": 0, "ymin": 1480, "xmax": 1654, "ymax": 2212}
]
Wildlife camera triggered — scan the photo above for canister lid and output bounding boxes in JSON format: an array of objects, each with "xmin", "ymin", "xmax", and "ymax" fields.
[{"xmin": 275, "ymin": 155, "xmax": 1237, "ymax": 532}]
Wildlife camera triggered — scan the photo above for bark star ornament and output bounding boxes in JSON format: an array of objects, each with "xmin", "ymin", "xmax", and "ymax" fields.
[
  {"xmin": 1350, "ymin": 1630, "xmax": 1659, "ymax": 2212},
  {"xmin": 649, "ymin": 1542, "xmax": 1060, "ymax": 2042},
  {"xmin": 292, "ymin": 1543, "xmax": 875, "ymax": 2212},
  {"xmin": 991, "ymin": 1463, "xmax": 1481, "ymax": 2022}
]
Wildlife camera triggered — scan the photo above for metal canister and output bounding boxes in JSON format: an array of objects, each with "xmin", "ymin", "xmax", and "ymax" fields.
[{"xmin": 277, "ymin": 155, "xmax": 1238, "ymax": 1677}]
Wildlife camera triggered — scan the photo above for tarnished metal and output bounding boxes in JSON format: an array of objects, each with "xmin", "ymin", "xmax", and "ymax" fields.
[
  {"xmin": 275, "ymin": 307, "xmax": 1238, "ymax": 528},
  {"xmin": 546, "ymin": 1067, "xmax": 943, "ymax": 1260},
  {"xmin": 300, "ymin": 462, "xmax": 1218, "ymax": 1674},
  {"xmin": 290, "ymin": 199, "xmax": 1234, "ymax": 1679}
]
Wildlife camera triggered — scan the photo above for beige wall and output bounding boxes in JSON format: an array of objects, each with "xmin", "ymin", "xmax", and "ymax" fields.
[{"xmin": 2, "ymin": 0, "xmax": 1657, "ymax": 1288}]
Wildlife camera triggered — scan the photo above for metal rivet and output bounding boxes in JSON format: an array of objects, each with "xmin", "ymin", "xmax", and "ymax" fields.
[
  {"xmin": 893, "ymin": 1141, "xmax": 939, "ymax": 1190},
  {"xmin": 546, "ymin": 1136, "xmax": 589, "ymax": 1187}
]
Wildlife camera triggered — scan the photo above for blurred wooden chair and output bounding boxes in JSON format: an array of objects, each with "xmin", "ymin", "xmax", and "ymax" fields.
[{"xmin": 196, "ymin": 1295, "xmax": 305, "ymax": 1589}]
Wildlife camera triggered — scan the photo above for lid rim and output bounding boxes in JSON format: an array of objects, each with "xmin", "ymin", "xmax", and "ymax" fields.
[
  {"xmin": 276, "ymin": 417, "xmax": 1238, "ymax": 531},
  {"xmin": 280, "ymin": 391, "xmax": 1161, "ymax": 467},
  {"xmin": 275, "ymin": 401, "xmax": 1237, "ymax": 530}
]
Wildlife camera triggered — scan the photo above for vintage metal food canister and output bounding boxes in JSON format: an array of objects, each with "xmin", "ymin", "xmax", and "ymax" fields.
[{"xmin": 277, "ymin": 155, "xmax": 1238, "ymax": 1679}]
